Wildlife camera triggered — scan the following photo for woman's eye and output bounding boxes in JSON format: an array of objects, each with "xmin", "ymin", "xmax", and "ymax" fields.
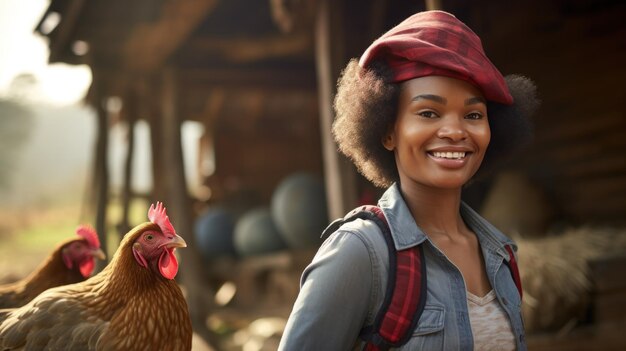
[
  {"xmin": 466, "ymin": 112, "xmax": 484, "ymax": 120},
  {"xmin": 417, "ymin": 110, "xmax": 438, "ymax": 118}
]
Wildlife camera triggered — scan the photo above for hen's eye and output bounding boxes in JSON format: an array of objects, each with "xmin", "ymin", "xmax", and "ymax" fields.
[{"xmin": 145, "ymin": 234, "xmax": 154, "ymax": 241}]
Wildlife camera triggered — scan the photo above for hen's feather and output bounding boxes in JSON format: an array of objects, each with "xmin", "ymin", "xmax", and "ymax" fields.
[{"xmin": 0, "ymin": 237, "xmax": 87, "ymax": 309}]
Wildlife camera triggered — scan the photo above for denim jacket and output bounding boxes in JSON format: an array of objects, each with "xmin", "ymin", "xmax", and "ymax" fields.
[{"xmin": 279, "ymin": 183, "xmax": 526, "ymax": 351}]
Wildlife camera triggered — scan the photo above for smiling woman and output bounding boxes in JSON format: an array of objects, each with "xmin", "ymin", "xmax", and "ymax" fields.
[{"xmin": 280, "ymin": 10, "xmax": 539, "ymax": 351}]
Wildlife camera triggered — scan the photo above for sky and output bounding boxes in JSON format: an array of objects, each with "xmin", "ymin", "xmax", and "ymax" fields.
[
  {"xmin": 0, "ymin": 0, "xmax": 91, "ymax": 105},
  {"xmin": 0, "ymin": 0, "xmax": 204, "ymax": 207}
]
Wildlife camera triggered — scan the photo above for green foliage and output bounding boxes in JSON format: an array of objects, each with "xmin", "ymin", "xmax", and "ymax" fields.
[
  {"xmin": 0, "ymin": 199, "xmax": 153, "ymax": 281},
  {"xmin": 0, "ymin": 98, "xmax": 34, "ymax": 189},
  {"xmin": 0, "ymin": 205, "xmax": 79, "ymax": 280}
]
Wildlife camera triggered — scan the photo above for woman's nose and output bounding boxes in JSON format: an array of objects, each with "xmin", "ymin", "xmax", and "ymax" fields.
[{"xmin": 436, "ymin": 118, "xmax": 468, "ymax": 141}]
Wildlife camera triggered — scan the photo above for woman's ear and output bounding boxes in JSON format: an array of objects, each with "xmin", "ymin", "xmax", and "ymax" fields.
[{"xmin": 382, "ymin": 130, "xmax": 395, "ymax": 151}]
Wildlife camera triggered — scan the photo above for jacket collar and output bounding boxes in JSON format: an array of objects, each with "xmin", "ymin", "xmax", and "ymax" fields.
[
  {"xmin": 378, "ymin": 183, "xmax": 429, "ymax": 250},
  {"xmin": 378, "ymin": 183, "xmax": 515, "ymax": 260}
]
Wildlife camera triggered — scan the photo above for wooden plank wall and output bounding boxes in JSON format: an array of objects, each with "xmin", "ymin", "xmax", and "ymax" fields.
[
  {"xmin": 209, "ymin": 89, "xmax": 323, "ymax": 205},
  {"xmin": 455, "ymin": 0, "xmax": 626, "ymax": 226}
]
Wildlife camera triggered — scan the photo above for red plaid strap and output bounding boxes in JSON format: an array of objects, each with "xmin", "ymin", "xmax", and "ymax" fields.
[
  {"xmin": 504, "ymin": 245, "xmax": 523, "ymax": 299},
  {"xmin": 341, "ymin": 206, "xmax": 426, "ymax": 351},
  {"xmin": 361, "ymin": 248, "xmax": 424, "ymax": 351},
  {"xmin": 377, "ymin": 245, "xmax": 424, "ymax": 345}
]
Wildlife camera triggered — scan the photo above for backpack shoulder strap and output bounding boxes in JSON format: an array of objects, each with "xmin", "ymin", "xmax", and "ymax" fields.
[
  {"xmin": 322, "ymin": 205, "xmax": 427, "ymax": 351},
  {"xmin": 503, "ymin": 245, "xmax": 523, "ymax": 299}
]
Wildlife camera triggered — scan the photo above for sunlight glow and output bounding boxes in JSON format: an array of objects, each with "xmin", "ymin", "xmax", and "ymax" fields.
[
  {"xmin": 0, "ymin": 0, "xmax": 92, "ymax": 106},
  {"xmin": 39, "ymin": 11, "xmax": 60, "ymax": 35},
  {"xmin": 215, "ymin": 281, "xmax": 237, "ymax": 306},
  {"xmin": 38, "ymin": 64, "xmax": 92, "ymax": 105},
  {"xmin": 71, "ymin": 40, "xmax": 89, "ymax": 56}
]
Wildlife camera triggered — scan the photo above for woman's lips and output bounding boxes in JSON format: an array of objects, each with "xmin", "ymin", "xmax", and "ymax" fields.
[{"xmin": 426, "ymin": 151, "xmax": 471, "ymax": 169}]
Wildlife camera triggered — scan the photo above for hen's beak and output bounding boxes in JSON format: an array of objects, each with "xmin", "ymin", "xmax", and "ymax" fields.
[
  {"xmin": 92, "ymin": 248, "xmax": 106, "ymax": 260},
  {"xmin": 164, "ymin": 234, "xmax": 187, "ymax": 249}
]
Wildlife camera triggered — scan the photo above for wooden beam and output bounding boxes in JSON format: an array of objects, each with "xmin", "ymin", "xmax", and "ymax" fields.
[
  {"xmin": 159, "ymin": 67, "xmax": 217, "ymax": 346},
  {"xmin": 202, "ymin": 89, "xmax": 226, "ymax": 127},
  {"xmin": 47, "ymin": 0, "xmax": 87, "ymax": 63},
  {"xmin": 315, "ymin": 0, "xmax": 358, "ymax": 220},
  {"xmin": 534, "ymin": 130, "xmax": 626, "ymax": 165},
  {"xmin": 119, "ymin": 93, "xmax": 137, "ymax": 238},
  {"xmin": 178, "ymin": 66, "xmax": 317, "ymax": 91},
  {"xmin": 92, "ymin": 76, "xmax": 110, "ymax": 272},
  {"xmin": 123, "ymin": 0, "xmax": 218, "ymax": 73},
  {"xmin": 269, "ymin": 0, "xmax": 317, "ymax": 33},
  {"xmin": 140, "ymin": 77, "xmax": 166, "ymax": 206},
  {"xmin": 425, "ymin": 0, "xmax": 443, "ymax": 10},
  {"xmin": 369, "ymin": 0, "xmax": 388, "ymax": 40},
  {"xmin": 533, "ymin": 112, "xmax": 625, "ymax": 146},
  {"xmin": 187, "ymin": 33, "xmax": 313, "ymax": 63}
]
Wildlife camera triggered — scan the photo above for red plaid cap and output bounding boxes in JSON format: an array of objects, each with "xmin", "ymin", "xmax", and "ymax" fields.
[{"xmin": 359, "ymin": 11, "xmax": 513, "ymax": 105}]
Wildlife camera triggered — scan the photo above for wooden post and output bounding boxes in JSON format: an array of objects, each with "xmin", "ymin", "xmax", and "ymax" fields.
[
  {"xmin": 119, "ymin": 92, "xmax": 137, "ymax": 237},
  {"xmin": 147, "ymin": 78, "xmax": 166, "ymax": 204},
  {"xmin": 425, "ymin": 0, "xmax": 443, "ymax": 10},
  {"xmin": 315, "ymin": 0, "xmax": 358, "ymax": 220},
  {"xmin": 92, "ymin": 77, "xmax": 109, "ymax": 272},
  {"xmin": 369, "ymin": 0, "xmax": 388, "ymax": 40},
  {"xmin": 159, "ymin": 67, "xmax": 217, "ymax": 345}
]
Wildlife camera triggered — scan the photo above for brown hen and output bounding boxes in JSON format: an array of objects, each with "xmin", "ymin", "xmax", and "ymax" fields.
[
  {"xmin": 0, "ymin": 226, "xmax": 105, "ymax": 309},
  {"xmin": 0, "ymin": 202, "xmax": 192, "ymax": 351}
]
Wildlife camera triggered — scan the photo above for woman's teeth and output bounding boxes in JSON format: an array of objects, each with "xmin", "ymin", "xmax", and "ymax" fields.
[{"xmin": 432, "ymin": 151, "xmax": 466, "ymax": 159}]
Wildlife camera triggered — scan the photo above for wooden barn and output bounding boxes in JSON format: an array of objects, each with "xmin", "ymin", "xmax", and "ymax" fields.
[{"xmin": 35, "ymin": 0, "xmax": 626, "ymax": 349}]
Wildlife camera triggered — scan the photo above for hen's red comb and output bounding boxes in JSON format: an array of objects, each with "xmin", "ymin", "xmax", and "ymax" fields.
[
  {"xmin": 148, "ymin": 202, "xmax": 177, "ymax": 237},
  {"xmin": 76, "ymin": 225, "xmax": 100, "ymax": 248}
]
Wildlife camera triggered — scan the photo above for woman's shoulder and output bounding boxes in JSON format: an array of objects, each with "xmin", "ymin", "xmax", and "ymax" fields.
[
  {"xmin": 320, "ymin": 217, "xmax": 391, "ymax": 259},
  {"xmin": 305, "ymin": 217, "xmax": 392, "ymax": 289}
]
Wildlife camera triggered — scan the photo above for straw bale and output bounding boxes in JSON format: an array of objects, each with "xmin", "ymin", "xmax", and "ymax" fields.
[{"xmin": 517, "ymin": 227, "xmax": 626, "ymax": 332}]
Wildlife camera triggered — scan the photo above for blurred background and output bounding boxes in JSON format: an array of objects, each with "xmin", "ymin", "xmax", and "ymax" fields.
[{"xmin": 0, "ymin": 0, "xmax": 625, "ymax": 350}]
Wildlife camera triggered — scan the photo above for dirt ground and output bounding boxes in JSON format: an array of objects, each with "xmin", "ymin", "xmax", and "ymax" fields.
[{"xmin": 189, "ymin": 253, "xmax": 311, "ymax": 351}]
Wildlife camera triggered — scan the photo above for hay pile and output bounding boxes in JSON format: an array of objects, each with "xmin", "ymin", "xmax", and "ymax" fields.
[
  {"xmin": 516, "ymin": 226, "xmax": 626, "ymax": 333},
  {"xmin": 481, "ymin": 172, "xmax": 555, "ymax": 238}
]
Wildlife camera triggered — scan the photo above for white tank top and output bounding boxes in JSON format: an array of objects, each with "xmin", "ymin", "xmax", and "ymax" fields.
[{"xmin": 467, "ymin": 290, "xmax": 517, "ymax": 351}]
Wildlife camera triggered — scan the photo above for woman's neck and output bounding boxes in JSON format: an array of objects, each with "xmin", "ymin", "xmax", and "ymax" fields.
[{"xmin": 399, "ymin": 181, "xmax": 467, "ymax": 238}]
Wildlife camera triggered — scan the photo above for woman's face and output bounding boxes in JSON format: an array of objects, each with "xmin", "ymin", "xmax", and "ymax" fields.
[{"xmin": 383, "ymin": 75, "xmax": 490, "ymax": 190}]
